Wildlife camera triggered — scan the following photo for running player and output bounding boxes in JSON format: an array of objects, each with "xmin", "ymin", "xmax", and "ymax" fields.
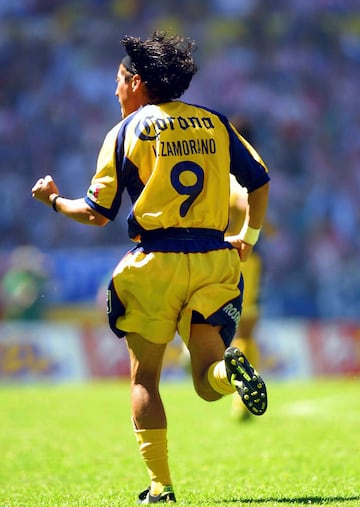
[{"xmin": 32, "ymin": 31, "xmax": 270, "ymax": 504}]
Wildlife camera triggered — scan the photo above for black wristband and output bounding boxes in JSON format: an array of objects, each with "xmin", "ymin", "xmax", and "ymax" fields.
[{"xmin": 51, "ymin": 195, "xmax": 63, "ymax": 212}]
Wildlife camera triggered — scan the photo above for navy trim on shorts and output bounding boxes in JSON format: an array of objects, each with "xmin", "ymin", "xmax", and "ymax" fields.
[
  {"xmin": 137, "ymin": 227, "xmax": 232, "ymax": 254},
  {"xmin": 140, "ymin": 227, "xmax": 224, "ymax": 241},
  {"xmin": 191, "ymin": 274, "xmax": 244, "ymax": 347},
  {"xmin": 107, "ymin": 279, "xmax": 126, "ymax": 339}
]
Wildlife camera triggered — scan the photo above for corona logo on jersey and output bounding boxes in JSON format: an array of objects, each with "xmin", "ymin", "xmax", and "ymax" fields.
[{"xmin": 134, "ymin": 114, "xmax": 215, "ymax": 141}]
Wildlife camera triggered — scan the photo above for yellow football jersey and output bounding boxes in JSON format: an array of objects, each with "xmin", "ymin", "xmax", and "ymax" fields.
[{"xmin": 85, "ymin": 101, "xmax": 269, "ymax": 242}]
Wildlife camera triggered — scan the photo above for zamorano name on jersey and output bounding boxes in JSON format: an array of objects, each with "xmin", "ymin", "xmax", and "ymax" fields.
[{"xmin": 152, "ymin": 138, "xmax": 216, "ymax": 157}]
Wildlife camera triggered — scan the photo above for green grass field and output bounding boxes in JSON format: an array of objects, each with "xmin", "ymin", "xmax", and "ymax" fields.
[{"xmin": 0, "ymin": 378, "xmax": 359, "ymax": 506}]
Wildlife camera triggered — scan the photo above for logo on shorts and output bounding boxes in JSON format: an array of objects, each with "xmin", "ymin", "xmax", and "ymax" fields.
[
  {"xmin": 223, "ymin": 302, "xmax": 241, "ymax": 326},
  {"xmin": 106, "ymin": 290, "xmax": 112, "ymax": 314}
]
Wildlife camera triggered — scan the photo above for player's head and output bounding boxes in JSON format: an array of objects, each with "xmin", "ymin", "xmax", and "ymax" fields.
[{"xmin": 121, "ymin": 31, "xmax": 197, "ymax": 103}]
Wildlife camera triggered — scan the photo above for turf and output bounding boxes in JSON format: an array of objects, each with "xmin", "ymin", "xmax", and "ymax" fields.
[{"xmin": 0, "ymin": 378, "xmax": 359, "ymax": 506}]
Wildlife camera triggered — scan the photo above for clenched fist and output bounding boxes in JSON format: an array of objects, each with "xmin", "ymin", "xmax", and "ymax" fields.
[{"xmin": 32, "ymin": 175, "xmax": 59, "ymax": 206}]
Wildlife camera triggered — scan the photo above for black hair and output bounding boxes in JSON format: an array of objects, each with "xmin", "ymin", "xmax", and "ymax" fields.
[{"xmin": 121, "ymin": 31, "xmax": 197, "ymax": 102}]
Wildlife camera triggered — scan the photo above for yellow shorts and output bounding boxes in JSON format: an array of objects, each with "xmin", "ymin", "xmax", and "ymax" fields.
[
  {"xmin": 107, "ymin": 244, "xmax": 243, "ymax": 347},
  {"xmin": 240, "ymin": 250, "xmax": 262, "ymax": 319}
]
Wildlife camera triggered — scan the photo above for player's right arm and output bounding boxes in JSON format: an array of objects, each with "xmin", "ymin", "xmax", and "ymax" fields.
[{"xmin": 31, "ymin": 175, "xmax": 109, "ymax": 226}]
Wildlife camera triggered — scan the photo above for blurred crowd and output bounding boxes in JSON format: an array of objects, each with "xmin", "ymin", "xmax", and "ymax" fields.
[{"xmin": 1, "ymin": 0, "xmax": 360, "ymax": 318}]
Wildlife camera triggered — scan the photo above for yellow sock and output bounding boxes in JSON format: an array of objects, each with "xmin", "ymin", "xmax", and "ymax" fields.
[
  {"xmin": 133, "ymin": 425, "xmax": 172, "ymax": 496},
  {"xmin": 207, "ymin": 360, "xmax": 236, "ymax": 395}
]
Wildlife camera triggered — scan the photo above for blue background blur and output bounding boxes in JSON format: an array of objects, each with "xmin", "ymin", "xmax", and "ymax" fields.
[{"xmin": 1, "ymin": 0, "xmax": 360, "ymax": 319}]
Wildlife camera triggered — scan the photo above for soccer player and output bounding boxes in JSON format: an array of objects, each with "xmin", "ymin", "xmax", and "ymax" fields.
[{"xmin": 32, "ymin": 32, "xmax": 270, "ymax": 504}]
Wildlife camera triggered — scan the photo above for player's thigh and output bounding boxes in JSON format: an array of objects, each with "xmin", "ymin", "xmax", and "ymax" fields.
[
  {"xmin": 188, "ymin": 323, "xmax": 225, "ymax": 383},
  {"xmin": 110, "ymin": 249, "xmax": 188, "ymax": 344},
  {"xmin": 126, "ymin": 332, "xmax": 167, "ymax": 386}
]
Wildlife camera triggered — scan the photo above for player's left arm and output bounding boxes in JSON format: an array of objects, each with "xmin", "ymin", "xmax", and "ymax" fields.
[
  {"xmin": 225, "ymin": 121, "xmax": 270, "ymax": 260},
  {"xmin": 226, "ymin": 181, "xmax": 269, "ymax": 261},
  {"xmin": 31, "ymin": 174, "xmax": 109, "ymax": 226}
]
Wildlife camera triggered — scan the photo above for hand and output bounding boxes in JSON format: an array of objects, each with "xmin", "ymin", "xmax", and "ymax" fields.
[
  {"xmin": 226, "ymin": 235, "xmax": 253, "ymax": 262},
  {"xmin": 32, "ymin": 175, "xmax": 59, "ymax": 206}
]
